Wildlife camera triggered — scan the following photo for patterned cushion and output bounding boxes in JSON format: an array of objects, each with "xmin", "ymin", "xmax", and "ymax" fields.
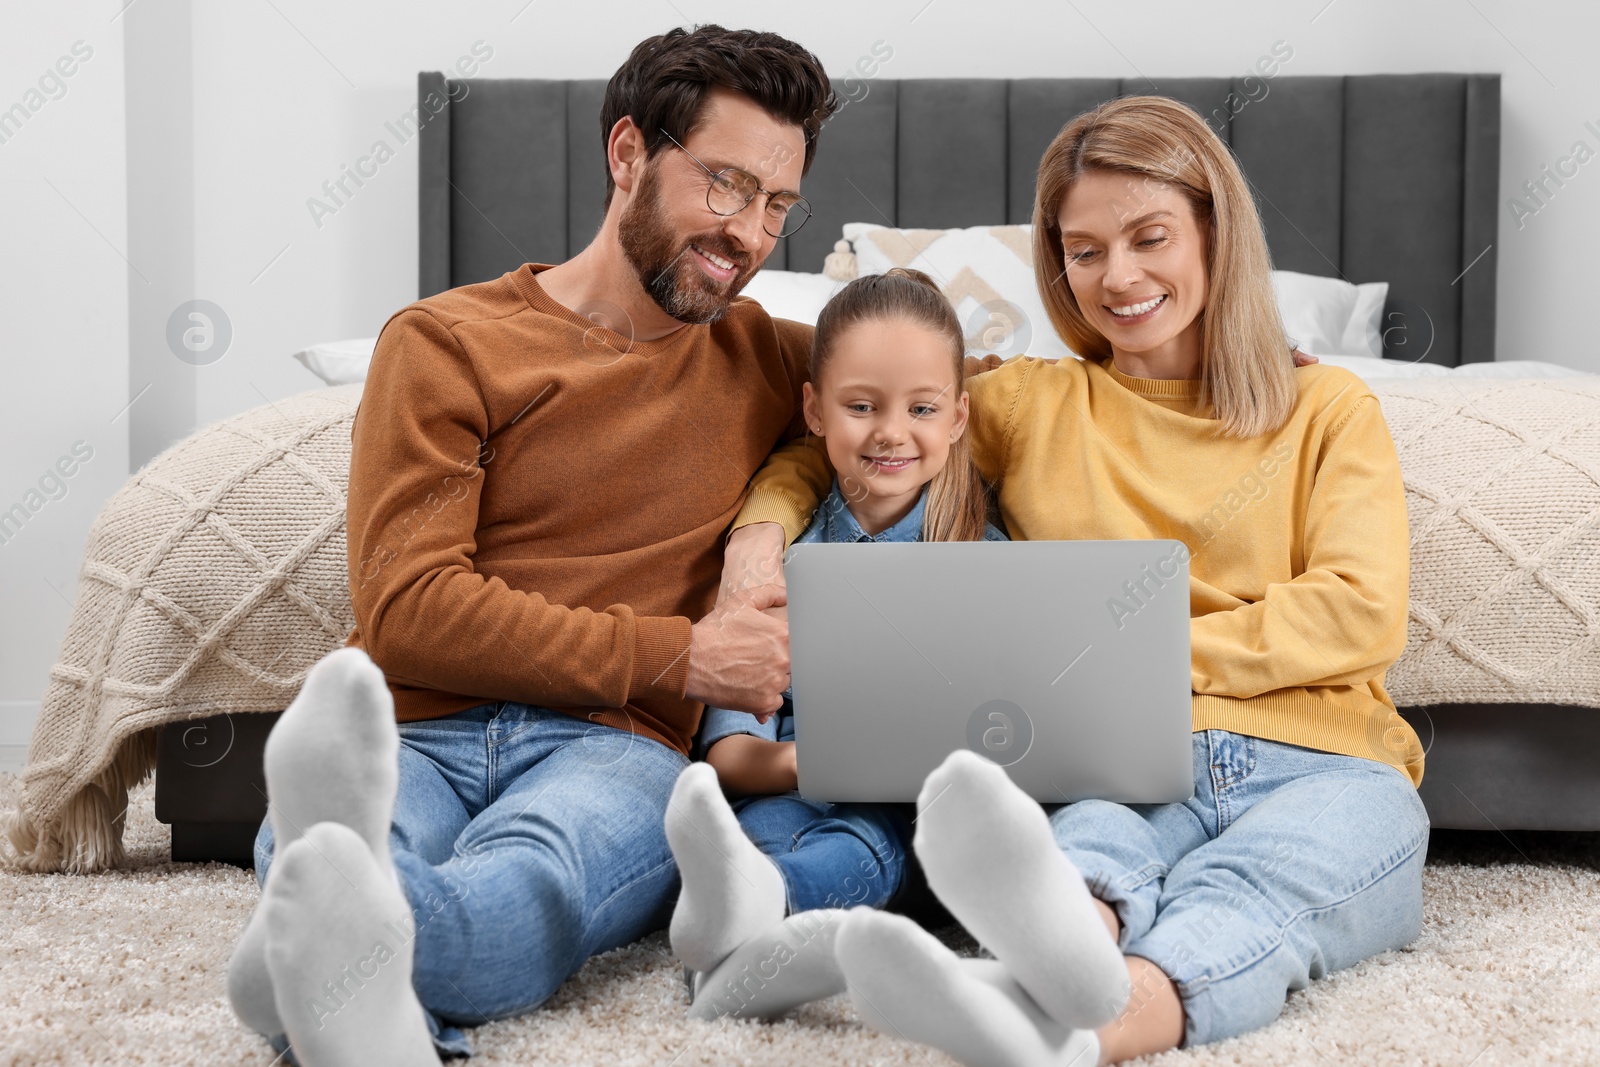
[{"xmin": 844, "ymin": 222, "xmax": 1079, "ymax": 361}]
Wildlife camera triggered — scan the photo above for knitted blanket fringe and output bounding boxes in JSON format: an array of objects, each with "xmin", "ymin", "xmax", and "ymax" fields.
[{"xmin": 2, "ymin": 728, "xmax": 157, "ymax": 873}]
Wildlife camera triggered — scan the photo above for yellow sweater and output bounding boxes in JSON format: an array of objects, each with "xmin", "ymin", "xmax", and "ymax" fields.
[{"xmin": 734, "ymin": 356, "xmax": 1424, "ymax": 786}]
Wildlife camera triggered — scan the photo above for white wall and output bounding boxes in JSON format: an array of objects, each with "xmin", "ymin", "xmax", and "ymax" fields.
[
  {"xmin": 2, "ymin": 0, "xmax": 1597, "ymax": 757},
  {"xmin": 0, "ymin": 3, "xmax": 128, "ymax": 768}
]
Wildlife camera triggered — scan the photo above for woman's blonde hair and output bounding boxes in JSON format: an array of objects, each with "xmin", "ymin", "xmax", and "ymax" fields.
[
  {"xmin": 1031, "ymin": 95, "xmax": 1295, "ymax": 438},
  {"xmin": 811, "ymin": 268, "xmax": 994, "ymax": 542}
]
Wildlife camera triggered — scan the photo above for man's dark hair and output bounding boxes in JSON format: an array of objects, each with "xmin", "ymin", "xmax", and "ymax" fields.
[{"xmin": 600, "ymin": 25, "xmax": 838, "ymax": 208}]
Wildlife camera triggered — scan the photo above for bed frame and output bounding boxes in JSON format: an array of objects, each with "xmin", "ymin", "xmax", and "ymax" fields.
[{"xmin": 154, "ymin": 72, "xmax": 1600, "ymax": 867}]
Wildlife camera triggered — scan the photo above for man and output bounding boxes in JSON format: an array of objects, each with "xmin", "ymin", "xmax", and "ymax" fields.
[{"xmin": 224, "ymin": 26, "xmax": 835, "ymax": 1065}]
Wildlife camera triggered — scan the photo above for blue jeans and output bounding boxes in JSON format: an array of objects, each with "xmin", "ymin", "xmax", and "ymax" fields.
[
  {"xmin": 253, "ymin": 701, "xmax": 689, "ymax": 1059},
  {"xmin": 732, "ymin": 794, "xmax": 913, "ymax": 913},
  {"xmin": 1050, "ymin": 729, "xmax": 1430, "ymax": 1047}
]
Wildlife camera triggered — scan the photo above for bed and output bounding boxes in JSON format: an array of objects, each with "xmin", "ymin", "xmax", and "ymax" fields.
[{"xmin": 124, "ymin": 73, "xmax": 1600, "ymax": 863}]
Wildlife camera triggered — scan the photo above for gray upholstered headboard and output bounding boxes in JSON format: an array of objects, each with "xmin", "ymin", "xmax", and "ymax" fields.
[{"xmin": 418, "ymin": 74, "xmax": 1500, "ymax": 366}]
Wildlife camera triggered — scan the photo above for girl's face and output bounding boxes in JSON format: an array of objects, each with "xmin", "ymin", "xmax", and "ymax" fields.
[
  {"xmin": 802, "ymin": 317, "xmax": 970, "ymax": 518},
  {"xmin": 1057, "ymin": 169, "xmax": 1210, "ymax": 369}
]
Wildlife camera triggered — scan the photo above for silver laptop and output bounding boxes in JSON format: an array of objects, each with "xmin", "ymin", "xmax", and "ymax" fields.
[{"xmin": 786, "ymin": 539, "xmax": 1194, "ymax": 805}]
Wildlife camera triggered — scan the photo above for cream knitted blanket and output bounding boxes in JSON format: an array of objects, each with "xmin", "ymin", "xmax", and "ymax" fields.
[
  {"xmin": 1, "ymin": 385, "xmax": 361, "ymax": 873},
  {"xmin": 3, "ymin": 376, "xmax": 1598, "ymax": 873},
  {"xmin": 1378, "ymin": 377, "xmax": 1600, "ymax": 704}
]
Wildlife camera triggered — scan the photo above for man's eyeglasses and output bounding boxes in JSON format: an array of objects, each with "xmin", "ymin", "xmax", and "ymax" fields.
[{"xmin": 658, "ymin": 129, "xmax": 812, "ymax": 239}]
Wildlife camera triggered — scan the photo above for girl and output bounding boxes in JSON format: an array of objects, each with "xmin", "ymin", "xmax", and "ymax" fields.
[
  {"xmin": 664, "ymin": 267, "xmax": 1006, "ymax": 1023},
  {"xmin": 724, "ymin": 96, "xmax": 1427, "ymax": 1067}
]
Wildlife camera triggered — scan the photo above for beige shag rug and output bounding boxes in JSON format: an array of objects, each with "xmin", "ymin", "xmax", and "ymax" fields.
[{"xmin": 2, "ymin": 773, "xmax": 1597, "ymax": 1067}]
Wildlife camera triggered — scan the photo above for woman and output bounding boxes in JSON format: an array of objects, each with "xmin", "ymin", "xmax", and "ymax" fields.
[{"xmin": 719, "ymin": 96, "xmax": 1429, "ymax": 1066}]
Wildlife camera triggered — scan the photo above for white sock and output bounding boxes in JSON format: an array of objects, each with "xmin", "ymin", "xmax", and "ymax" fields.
[
  {"xmin": 913, "ymin": 750, "xmax": 1128, "ymax": 1030},
  {"xmin": 665, "ymin": 763, "xmax": 786, "ymax": 973},
  {"xmin": 835, "ymin": 909, "xmax": 1100, "ymax": 1067},
  {"xmin": 262, "ymin": 822, "xmax": 437, "ymax": 1067},
  {"xmin": 687, "ymin": 908, "xmax": 848, "ymax": 1022},
  {"xmin": 227, "ymin": 647, "xmax": 403, "ymax": 1037}
]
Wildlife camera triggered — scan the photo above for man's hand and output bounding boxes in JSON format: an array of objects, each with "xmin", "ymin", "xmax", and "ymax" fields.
[
  {"xmin": 719, "ymin": 522, "xmax": 787, "ymax": 608},
  {"xmin": 686, "ymin": 582, "xmax": 790, "ymax": 715}
]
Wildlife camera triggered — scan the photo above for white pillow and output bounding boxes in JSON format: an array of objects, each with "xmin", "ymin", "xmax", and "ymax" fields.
[
  {"xmin": 1270, "ymin": 270, "xmax": 1388, "ymax": 360},
  {"xmin": 844, "ymin": 222, "xmax": 1078, "ymax": 360},
  {"xmin": 738, "ymin": 269, "xmax": 843, "ymax": 326},
  {"xmin": 293, "ymin": 337, "xmax": 377, "ymax": 385}
]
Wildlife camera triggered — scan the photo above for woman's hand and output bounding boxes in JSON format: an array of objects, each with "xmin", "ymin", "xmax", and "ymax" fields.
[{"xmin": 1292, "ymin": 349, "xmax": 1318, "ymax": 366}]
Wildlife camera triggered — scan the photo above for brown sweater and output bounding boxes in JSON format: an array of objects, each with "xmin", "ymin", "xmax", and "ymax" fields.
[{"xmin": 342, "ymin": 264, "xmax": 813, "ymax": 755}]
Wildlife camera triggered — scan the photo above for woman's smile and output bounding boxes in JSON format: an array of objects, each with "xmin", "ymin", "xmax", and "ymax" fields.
[{"xmin": 1106, "ymin": 294, "xmax": 1168, "ymax": 323}]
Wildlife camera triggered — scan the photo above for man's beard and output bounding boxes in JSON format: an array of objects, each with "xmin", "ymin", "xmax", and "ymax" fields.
[{"xmin": 619, "ymin": 163, "xmax": 759, "ymax": 325}]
